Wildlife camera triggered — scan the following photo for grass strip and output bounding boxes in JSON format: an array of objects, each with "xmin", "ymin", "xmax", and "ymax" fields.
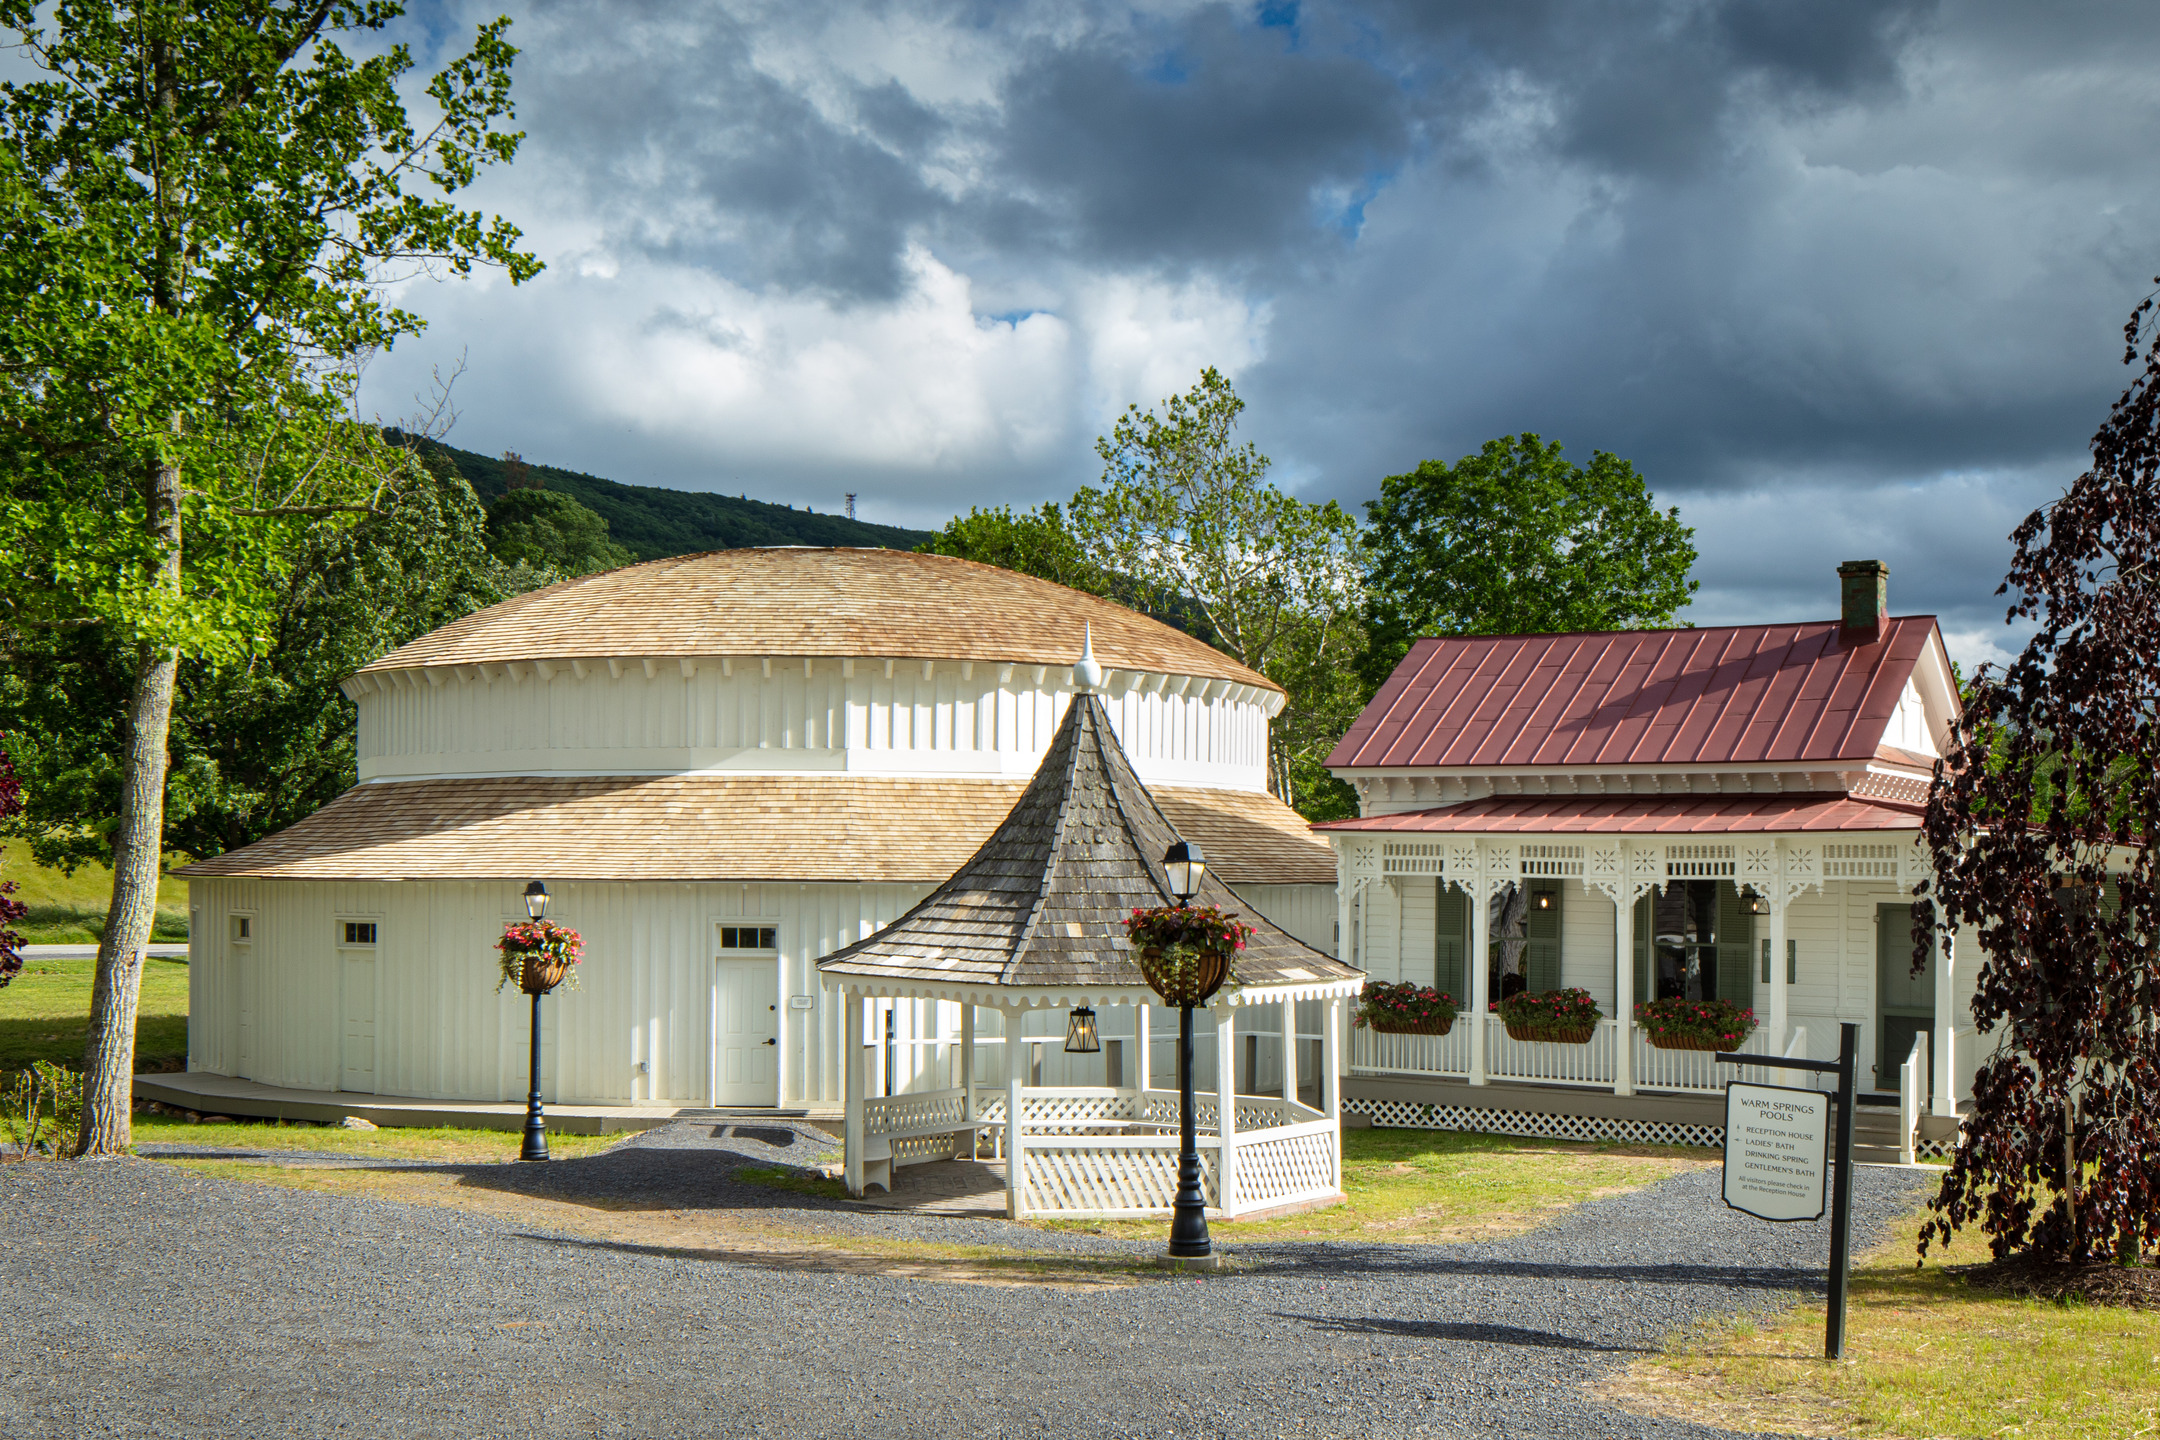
[
  {"xmin": 1034, "ymin": 1126, "xmax": 1712, "ymax": 1244},
  {"xmin": 1598, "ymin": 1204, "xmax": 2160, "ymax": 1440}
]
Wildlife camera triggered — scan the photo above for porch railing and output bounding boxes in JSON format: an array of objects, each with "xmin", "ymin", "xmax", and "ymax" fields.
[{"xmin": 1349, "ymin": 1019, "xmax": 1778, "ymax": 1095}]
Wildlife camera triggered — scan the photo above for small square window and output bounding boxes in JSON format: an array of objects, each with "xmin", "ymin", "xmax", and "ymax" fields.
[
  {"xmin": 720, "ymin": 926, "xmax": 777, "ymax": 950},
  {"xmin": 343, "ymin": 921, "xmax": 377, "ymax": 946},
  {"xmin": 230, "ymin": 916, "xmax": 251, "ymax": 942}
]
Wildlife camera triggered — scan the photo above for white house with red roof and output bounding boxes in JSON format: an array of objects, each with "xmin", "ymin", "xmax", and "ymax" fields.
[{"xmin": 1314, "ymin": 561, "xmax": 1976, "ymax": 1157}]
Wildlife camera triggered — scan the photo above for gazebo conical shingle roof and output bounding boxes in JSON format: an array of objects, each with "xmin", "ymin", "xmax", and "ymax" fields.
[{"xmin": 818, "ymin": 692, "xmax": 1361, "ymax": 1006}]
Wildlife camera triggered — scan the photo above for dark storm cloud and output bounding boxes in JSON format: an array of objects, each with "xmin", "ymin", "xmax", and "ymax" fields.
[
  {"xmin": 984, "ymin": 7, "xmax": 1411, "ymax": 269},
  {"xmin": 505, "ymin": 5, "xmax": 955, "ymax": 301},
  {"xmin": 378, "ymin": 0, "xmax": 2160, "ymax": 648}
]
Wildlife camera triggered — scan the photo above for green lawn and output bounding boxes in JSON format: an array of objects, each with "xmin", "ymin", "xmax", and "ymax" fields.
[
  {"xmin": 3, "ymin": 840, "xmax": 189, "ymax": 943},
  {"xmin": 0, "ymin": 956, "xmax": 189, "ymax": 1071}
]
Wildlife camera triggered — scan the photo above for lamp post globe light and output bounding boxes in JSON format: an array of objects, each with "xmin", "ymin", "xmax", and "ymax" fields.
[
  {"xmin": 1163, "ymin": 839, "xmax": 1214, "ymax": 1260},
  {"xmin": 521, "ymin": 880, "xmax": 551, "ymax": 1162}
]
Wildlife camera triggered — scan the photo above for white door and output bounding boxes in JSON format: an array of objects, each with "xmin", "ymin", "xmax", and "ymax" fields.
[
  {"xmin": 234, "ymin": 946, "xmax": 255, "ymax": 1078},
  {"xmin": 340, "ymin": 952, "xmax": 377, "ymax": 1093},
  {"xmin": 712, "ymin": 959, "xmax": 777, "ymax": 1106}
]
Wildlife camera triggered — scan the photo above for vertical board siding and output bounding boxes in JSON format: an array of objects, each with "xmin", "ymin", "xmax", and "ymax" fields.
[
  {"xmin": 187, "ymin": 876, "xmax": 932, "ymax": 1106},
  {"xmin": 1231, "ymin": 883, "xmax": 1340, "ymax": 958},
  {"xmin": 356, "ymin": 665, "xmax": 1270, "ymax": 788}
]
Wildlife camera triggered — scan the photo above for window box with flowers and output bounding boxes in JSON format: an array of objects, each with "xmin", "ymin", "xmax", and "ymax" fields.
[
  {"xmin": 1635, "ymin": 996, "xmax": 1756, "ymax": 1052},
  {"xmin": 1494, "ymin": 987, "xmax": 1603, "ymax": 1044},
  {"xmin": 496, "ymin": 919, "xmax": 584, "ymax": 996},
  {"xmin": 1353, "ymin": 980, "xmax": 1458, "ymax": 1035},
  {"xmin": 1124, "ymin": 904, "xmax": 1252, "ymax": 1007}
]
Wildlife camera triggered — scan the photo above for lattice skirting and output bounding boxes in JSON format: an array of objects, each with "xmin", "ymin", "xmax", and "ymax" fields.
[
  {"xmin": 1346, "ymin": 1097, "xmax": 1722, "ymax": 1149},
  {"xmin": 1347, "ymin": 1098, "xmax": 1961, "ymax": 1159}
]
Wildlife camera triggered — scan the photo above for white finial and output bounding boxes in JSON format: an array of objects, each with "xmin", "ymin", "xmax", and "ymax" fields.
[{"xmin": 1073, "ymin": 623, "xmax": 1104, "ymax": 692}]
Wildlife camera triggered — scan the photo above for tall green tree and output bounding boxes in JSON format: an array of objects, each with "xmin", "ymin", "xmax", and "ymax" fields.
[
  {"xmin": 1361, "ymin": 434, "xmax": 1698, "ymax": 688},
  {"xmin": 1073, "ymin": 368, "xmax": 1364, "ymax": 813},
  {"xmin": 0, "ymin": 2, "xmax": 539, "ymax": 1152},
  {"xmin": 484, "ymin": 487, "xmax": 633, "ymax": 576},
  {"xmin": 916, "ymin": 501, "xmax": 1116, "ymax": 598},
  {"xmin": 4, "ymin": 449, "xmax": 534, "ymax": 871}
]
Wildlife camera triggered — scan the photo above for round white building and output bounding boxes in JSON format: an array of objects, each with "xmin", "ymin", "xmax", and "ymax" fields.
[{"xmin": 180, "ymin": 548, "xmax": 1339, "ymax": 1112}]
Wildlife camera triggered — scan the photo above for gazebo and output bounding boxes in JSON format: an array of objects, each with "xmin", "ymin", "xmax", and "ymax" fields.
[{"xmin": 818, "ymin": 673, "xmax": 1363, "ymax": 1221}]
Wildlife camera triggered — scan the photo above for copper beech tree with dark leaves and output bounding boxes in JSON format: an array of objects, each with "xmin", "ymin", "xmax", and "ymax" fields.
[{"xmin": 1918, "ymin": 288, "xmax": 2160, "ymax": 1266}]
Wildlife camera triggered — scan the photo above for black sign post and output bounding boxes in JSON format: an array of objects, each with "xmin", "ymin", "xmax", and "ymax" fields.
[{"xmin": 1717, "ymin": 1020, "xmax": 1859, "ymax": 1360}]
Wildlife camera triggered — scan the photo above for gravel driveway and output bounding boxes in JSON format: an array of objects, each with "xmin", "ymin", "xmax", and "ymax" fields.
[{"xmin": 1, "ymin": 1125, "xmax": 1929, "ymax": 1439}]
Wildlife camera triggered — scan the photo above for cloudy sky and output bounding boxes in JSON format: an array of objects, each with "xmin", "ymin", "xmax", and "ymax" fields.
[{"xmin": 363, "ymin": 1, "xmax": 2160, "ymax": 667}]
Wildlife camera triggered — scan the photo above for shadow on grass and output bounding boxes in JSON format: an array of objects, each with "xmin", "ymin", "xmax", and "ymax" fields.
[{"xmin": 0, "ymin": 1013, "xmax": 188, "ymax": 1072}]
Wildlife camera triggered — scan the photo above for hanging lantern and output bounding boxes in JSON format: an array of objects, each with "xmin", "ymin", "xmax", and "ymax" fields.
[
  {"xmin": 1533, "ymin": 890, "xmax": 1553, "ymax": 911},
  {"xmin": 1064, "ymin": 1006, "xmax": 1101, "ymax": 1054},
  {"xmin": 1741, "ymin": 885, "xmax": 1770, "ymax": 916},
  {"xmin": 1163, "ymin": 840, "xmax": 1207, "ymax": 902}
]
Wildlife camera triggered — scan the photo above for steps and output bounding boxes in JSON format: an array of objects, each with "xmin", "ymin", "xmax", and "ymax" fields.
[{"xmin": 1848, "ymin": 1100, "xmax": 1909, "ymax": 1164}]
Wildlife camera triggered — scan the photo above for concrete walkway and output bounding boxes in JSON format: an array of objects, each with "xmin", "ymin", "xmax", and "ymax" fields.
[
  {"xmin": 134, "ymin": 1071, "xmax": 834, "ymax": 1136},
  {"xmin": 21, "ymin": 943, "xmax": 188, "ymax": 960}
]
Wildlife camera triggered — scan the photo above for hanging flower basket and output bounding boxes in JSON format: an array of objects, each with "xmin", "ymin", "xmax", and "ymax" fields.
[
  {"xmin": 1125, "ymin": 904, "xmax": 1252, "ymax": 1007},
  {"xmin": 1354, "ymin": 980, "xmax": 1458, "ymax": 1034},
  {"xmin": 1495, "ymin": 987, "xmax": 1603, "ymax": 1045},
  {"xmin": 1636, "ymin": 997, "xmax": 1756, "ymax": 1052},
  {"xmin": 497, "ymin": 919, "xmax": 584, "ymax": 995}
]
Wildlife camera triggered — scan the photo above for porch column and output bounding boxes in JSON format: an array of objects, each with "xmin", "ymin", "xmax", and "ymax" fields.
[
  {"xmin": 1216, "ymin": 1001, "xmax": 1238, "ymax": 1214},
  {"xmin": 961, "ymin": 1002, "xmax": 977, "ymax": 1126},
  {"xmin": 1612, "ymin": 863, "xmax": 1634, "ymax": 1098},
  {"xmin": 1322, "ymin": 995, "xmax": 1341, "ymax": 1120},
  {"xmin": 1767, "ymin": 841, "xmax": 1790, "ymax": 1055},
  {"xmin": 1134, "ymin": 1002, "xmax": 1151, "ymax": 1094},
  {"xmin": 1468, "ymin": 858, "xmax": 1491, "ymax": 1087},
  {"xmin": 1005, "ymin": 1066, "xmax": 1025, "ymax": 1219},
  {"xmin": 1335, "ymin": 842, "xmax": 1355, "ymax": 964},
  {"xmin": 1932, "ymin": 929, "xmax": 1957, "ymax": 1117},
  {"xmin": 1281, "ymin": 997, "xmax": 1300, "ymax": 1105},
  {"xmin": 843, "ymin": 990, "xmax": 865, "ymax": 1197}
]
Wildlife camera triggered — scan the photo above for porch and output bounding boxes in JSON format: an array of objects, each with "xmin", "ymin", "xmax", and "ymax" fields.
[{"xmin": 1323, "ymin": 831, "xmax": 1990, "ymax": 1158}]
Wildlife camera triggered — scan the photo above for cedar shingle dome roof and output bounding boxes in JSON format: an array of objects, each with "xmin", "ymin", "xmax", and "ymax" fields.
[{"xmin": 358, "ymin": 547, "xmax": 1275, "ymax": 691}]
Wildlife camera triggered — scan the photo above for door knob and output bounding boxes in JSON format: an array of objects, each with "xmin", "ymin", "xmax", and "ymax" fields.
[{"xmin": 763, "ymin": 1037, "xmax": 776, "ymax": 1046}]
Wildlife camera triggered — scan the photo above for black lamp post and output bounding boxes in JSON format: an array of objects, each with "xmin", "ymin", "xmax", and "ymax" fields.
[
  {"xmin": 1163, "ymin": 839, "xmax": 1214, "ymax": 1259},
  {"xmin": 520, "ymin": 880, "xmax": 552, "ymax": 1163}
]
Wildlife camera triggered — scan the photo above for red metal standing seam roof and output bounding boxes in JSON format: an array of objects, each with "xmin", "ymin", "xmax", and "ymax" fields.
[
  {"xmin": 1325, "ymin": 616, "xmax": 1943, "ymax": 771},
  {"xmin": 1311, "ymin": 793, "xmax": 1924, "ymax": 835}
]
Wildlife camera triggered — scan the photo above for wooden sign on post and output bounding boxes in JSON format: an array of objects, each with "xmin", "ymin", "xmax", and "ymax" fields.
[
  {"xmin": 1716, "ymin": 1022, "xmax": 1859, "ymax": 1360},
  {"xmin": 1723, "ymin": 1083, "xmax": 1829, "ymax": 1222}
]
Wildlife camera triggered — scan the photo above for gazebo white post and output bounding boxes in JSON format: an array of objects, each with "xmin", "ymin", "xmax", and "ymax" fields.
[
  {"xmin": 1215, "ymin": 1000, "xmax": 1237, "ymax": 1215},
  {"xmin": 1280, "ymin": 995, "xmax": 1299, "ymax": 1107},
  {"xmin": 1469, "ymin": 845, "xmax": 1491, "ymax": 1086},
  {"xmin": 1004, "ymin": 1064, "xmax": 1025, "ymax": 1220},
  {"xmin": 843, "ymin": 989, "xmax": 866, "ymax": 1197},
  {"xmin": 961, "ymin": 1001, "xmax": 977, "ymax": 1133},
  {"xmin": 1322, "ymin": 995, "xmax": 1341, "ymax": 1120},
  {"xmin": 1134, "ymin": 1001, "xmax": 1151, "ymax": 1099}
]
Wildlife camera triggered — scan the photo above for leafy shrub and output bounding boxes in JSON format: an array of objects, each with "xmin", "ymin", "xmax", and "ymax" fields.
[{"xmin": 3, "ymin": 1061, "xmax": 83, "ymax": 1159}]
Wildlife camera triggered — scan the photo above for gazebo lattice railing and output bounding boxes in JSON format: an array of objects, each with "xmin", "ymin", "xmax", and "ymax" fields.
[{"xmin": 857, "ymin": 1060, "xmax": 1345, "ymax": 1218}]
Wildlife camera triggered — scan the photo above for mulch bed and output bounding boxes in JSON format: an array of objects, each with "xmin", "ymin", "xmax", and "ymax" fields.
[{"xmin": 1957, "ymin": 1250, "xmax": 2160, "ymax": 1308}]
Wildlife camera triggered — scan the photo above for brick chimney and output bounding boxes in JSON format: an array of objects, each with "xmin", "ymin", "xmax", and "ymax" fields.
[{"xmin": 1837, "ymin": 560, "xmax": 1888, "ymax": 646}]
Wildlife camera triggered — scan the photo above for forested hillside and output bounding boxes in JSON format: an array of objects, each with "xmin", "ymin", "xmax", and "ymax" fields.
[{"xmin": 413, "ymin": 438, "xmax": 931, "ymax": 560}]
